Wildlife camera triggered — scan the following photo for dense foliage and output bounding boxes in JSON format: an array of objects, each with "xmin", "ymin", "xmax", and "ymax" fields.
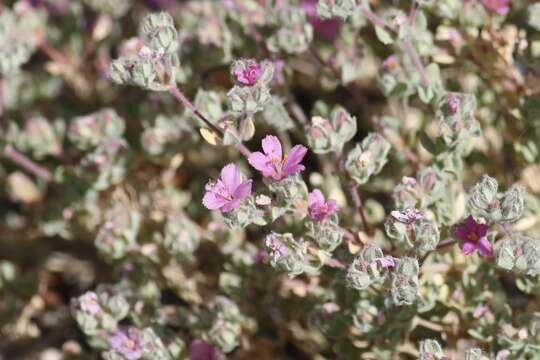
[{"xmin": 1, "ymin": 0, "xmax": 540, "ymax": 359}]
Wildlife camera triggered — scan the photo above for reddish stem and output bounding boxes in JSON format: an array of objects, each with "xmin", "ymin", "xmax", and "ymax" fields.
[{"xmin": 4, "ymin": 145, "xmax": 54, "ymax": 183}]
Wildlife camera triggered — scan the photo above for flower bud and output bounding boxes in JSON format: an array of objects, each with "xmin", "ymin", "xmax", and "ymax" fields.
[
  {"xmin": 306, "ymin": 107, "xmax": 357, "ymax": 154},
  {"xmin": 390, "ymin": 257, "xmax": 420, "ymax": 306},
  {"xmin": 345, "ymin": 133, "xmax": 391, "ymax": 185},
  {"xmin": 141, "ymin": 12, "xmax": 178, "ymax": 53},
  {"xmin": 265, "ymin": 232, "xmax": 308, "ymax": 278},
  {"xmin": 500, "ymin": 184, "xmax": 525, "ymax": 223}
]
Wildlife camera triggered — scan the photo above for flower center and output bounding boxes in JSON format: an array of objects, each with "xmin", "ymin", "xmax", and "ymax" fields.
[
  {"xmin": 125, "ymin": 339, "xmax": 136, "ymax": 349},
  {"xmin": 467, "ymin": 232, "xmax": 479, "ymax": 242}
]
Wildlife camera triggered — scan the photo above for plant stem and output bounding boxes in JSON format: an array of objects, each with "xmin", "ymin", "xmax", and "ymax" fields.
[
  {"xmin": 4, "ymin": 145, "xmax": 54, "ymax": 183},
  {"xmin": 419, "ymin": 238, "xmax": 457, "ymax": 265},
  {"xmin": 169, "ymin": 85, "xmax": 223, "ymax": 136},
  {"xmin": 168, "ymin": 85, "xmax": 252, "ymax": 157},
  {"xmin": 359, "ymin": 5, "xmax": 429, "ymax": 87},
  {"xmin": 403, "ymin": 39, "xmax": 429, "ymax": 87},
  {"xmin": 349, "ymin": 181, "xmax": 373, "ymax": 237}
]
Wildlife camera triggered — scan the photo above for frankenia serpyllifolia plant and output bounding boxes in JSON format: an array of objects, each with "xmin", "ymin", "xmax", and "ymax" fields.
[{"xmin": 2, "ymin": 0, "xmax": 540, "ymax": 359}]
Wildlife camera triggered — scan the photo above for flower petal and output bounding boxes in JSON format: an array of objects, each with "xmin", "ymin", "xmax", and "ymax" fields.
[
  {"xmin": 308, "ymin": 189, "xmax": 325, "ymax": 208},
  {"xmin": 221, "ymin": 198, "xmax": 240, "ymax": 213},
  {"xmin": 477, "ymin": 237, "xmax": 493, "ymax": 257},
  {"xmin": 202, "ymin": 192, "xmax": 228, "ymax": 210},
  {"xmin": 463, "ymin": 215, "xmax": 477, "ymax": 232},
  {"xmin": 220, "ymin": 163, "xmax": 240, "ymax": 193},
  {"xmin": 283, "ymin": 144, "xmax": 307, "ymax": 174},
  {"xmin": 476, "ymin": 223, "xmax": 489, "ymax": 237},
  {"xmin": 261, "ymin": 135, "xmax": 282, "ymax": 159},
  {"xmin": 453, "ymin": 225, "xmax": 469, "ymax": 241},
  {"xmin": 248, "ymin": 152, "xmax": 271, "ymax": 172},
  {"xmin": 233, "ymin": 179, "xmax": 253, "ymax": 199},
  {"xmin": 462, "ymin": 241, "xmax": 476, "ymax": 255}
]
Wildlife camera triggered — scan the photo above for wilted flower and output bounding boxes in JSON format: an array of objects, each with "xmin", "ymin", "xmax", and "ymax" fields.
[
  {"xmin": 190, "ymin": 339, "xmax": 222, "ymax": 360},
  {"xmin": 390, "ymin": 208, "xmax": 424, "ymax": 225},
  {"xmin": 308, "ymin": 189, "xmax": 338, "ymax": 221},
  {"xmin": 110, "ymin": 327, "xmax": 144, "ymax": 360},
  {"xmin": 265, "ymin": 233, "xmax": 290, "ymax": 262},
  {"xmin": 233, "ymin": 60, "xmax": 263, "ymax": 86},
  {"xmin": 202, "ymin": 163, "xmax": 253, "ymax": 213},
  {"xmin": 79, "ymin": 291, "xmax": 101, "ymax": 315},
  {"xmin": 375, "ymin": 256, "xmax": 396, "ymax": 269},
  {"xmin": 248, "ymin": 135, "xmax": 307, "ymax": 181},
  {"xmin": 454, "ymin": 216, "xmax": 493, "ymax": 257},
  {"xmin": 480, "ymin": 0, "xmax": 511, "ymax": 14}
]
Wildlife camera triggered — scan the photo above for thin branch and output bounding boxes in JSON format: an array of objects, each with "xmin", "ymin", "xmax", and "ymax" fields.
[
  {"xmin": 168, "ymin": 85, "xmax": 252, "ymax": 158},
  {"xmin": 348, "ymin": 181, "xmax": 373, "ymax": 237},
  {"xmin": 3, "ymin": 145, "xmax": 54, "ymax": 183}
]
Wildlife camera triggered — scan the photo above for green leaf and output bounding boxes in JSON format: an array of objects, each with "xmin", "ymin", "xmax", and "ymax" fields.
[{"xmin": 374, "ymin": 26, "xmax": 393, "ymax": 45}]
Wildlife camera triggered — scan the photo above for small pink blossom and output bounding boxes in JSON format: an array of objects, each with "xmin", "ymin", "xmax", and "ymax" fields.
[
  {"xmin": 390, "ymin": 208, "xmax": 424, "ymax": 225},
  {"xmin": 473, "ymin": 304, "xmax": 491, "ymax": 318},
  {"xmin": 300, "ymin": 0, "xmax": 341, "ymax": 41},
  {"xmin": 480, "ymin": 0, "xmax": 511, "ymax": 14},
  {"xmin": 447, "ymin": 93, "xmax": 460, "ymax": 114},
  {"xmin": 110, "ymin": 328, "xmax": 144, "ymax": 360},
  {"xmin": 248, "ymin": 135, "xmax": 308, "ymax": 181},
  {"xmin": 454, "ymin": 215, "xmax": 493, "ymax": 257},
  {"xmin": 202, "ymin": 163, "xmax": 252, "ymax": 213},
  {"xmin": 233, "ymin": 61, "xmax": 263, "ymax": 86},
  {"xmin": 79, "ymin": 291, "xmax": 101, "ymax": 315},
  {"xmin": 308, "ymin": 189, "xmax": 338, "ymax": 221},
  {"xmin": 265, "ymin": 233, "xmax": 290, "ymax": 262}
]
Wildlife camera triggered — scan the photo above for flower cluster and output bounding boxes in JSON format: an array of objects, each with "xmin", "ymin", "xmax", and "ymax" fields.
[{"xmin": 2, "ymin": 1, "xmax": 540, "ymax": 359}]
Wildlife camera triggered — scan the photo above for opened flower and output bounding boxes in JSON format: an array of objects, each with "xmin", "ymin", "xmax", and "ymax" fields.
[
  {"xmin": 454, "ymin": 216, "xmax": 493, "ymax": 257},
  {"xmin": 233, "ymin": 60, "xmax": 263, "ymax": 86},
  {"xmin": 202, "ymin": 163, "xmax": 252, "ymax": 213},
  {"xmin": 248, "ymin": 135, "xmax": 307, "ymax": 181},
  {"xmin": 480, "ymin": 0, "xmax": 511, "ymax": 14},
  {"xmin": 110, "ymin": 327, "xmax": 144, "ymax": 360},
  {"xmin": 308, "ymin": 189, "xmax": 338, "ymax": 221}
]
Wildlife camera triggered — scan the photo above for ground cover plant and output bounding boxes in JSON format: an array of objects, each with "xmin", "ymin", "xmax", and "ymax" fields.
[{"xmin": 1, "ymin": 0, "xmax": 540, "ymax": 359}]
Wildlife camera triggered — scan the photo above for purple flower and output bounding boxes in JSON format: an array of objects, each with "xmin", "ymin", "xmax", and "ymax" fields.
[
  {"xmin": 110, "ymin": 328, "xmax": 144, "ymax": 360},
  {"xmin": 233, "ymin": 61, "xmax": 263, "ymax": 86},
  {"xmin": 308, "ymin": 189, "xmax": 338, "ymax": 221},
  {"xmin": 480, "ymin": 0, "xmax": 511, "ymax": 14},
  {"xmin": 79, "ymin": 291, "xmax": 101, "ymax": 315},
  {"xmin": 202, "ymin": 163, "xmax": 253, "ymax": 213},
  {"xmin": 454, "ymin": 216, "xmax": 493, "ymax": 257},
  {"xmin": 300, "ymin": 0, "xmax": 341, "ymax": 41},
  {"xmin": 248, "ymin": 135, "xmax": 308, "ymax": 181},
  {"xmin": 190, "ymin": 339, "xmax": 222, "ymax": 360}
]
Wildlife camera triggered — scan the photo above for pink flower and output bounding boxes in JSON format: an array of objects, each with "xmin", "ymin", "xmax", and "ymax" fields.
[
  {"xmin": 190, "ymin": 339, "xmax": 222, "ymax": 360},
  {"xmin": 248, "ymin": 135, "xmax": 308, "ymax": 181},
  {"xmin": 202, "ymin": 163, "xmax": 253, "ymax": 213},
  {"xmin": 480, "ymin": 0, "xmax": 511, "ymax": 14},
  {"xmin": 300, "ymin": 0, "xmax": 341, "ymax": 41},
  {"xmin": 454, "ymin": 216, "xmax": 493, "ymax": 257},
  {"xmin": 110, "ymin": 328, "xmax": 144, "ymax": 360},
  {"xmin": 79, "ymin": 291, "xmax": 101, "ymax": 315},
  {"xmin": 447, "ymin": 93, "xmax": 460, "ymax": 114},
  {"xmin": 233, "ymin": 61, "xmax": 263, "ymax": 86},
  {"xmin": 308, "ymin": 189, "xmax": 338, "ymax": 221}
]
